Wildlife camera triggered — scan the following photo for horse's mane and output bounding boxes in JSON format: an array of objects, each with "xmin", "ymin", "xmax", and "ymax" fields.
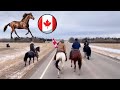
[
  {"xmin": 36, "ymin": 46, "xmax": 40, "ymax": 52},
  {"xmin": 22, "ymin": 13, "xmax": 32, "ymax": 21}
]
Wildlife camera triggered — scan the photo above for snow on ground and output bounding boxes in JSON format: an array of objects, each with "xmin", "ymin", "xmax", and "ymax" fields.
[
  {"xmin": 0, "ymin": 47, "xmax": 29, "ymax": 61},
  {"xmin": 81, "ymin": 44, "xmax": 120, "ymax": 60},
  {"xmin": 90, "ymin": 45, "xmax": 120, "ymax": 54},
  {"xmin": 90, "ymin": 45, "xmax": 120, "ymax": 60},
  {"xmin": 0, "ymin": 42, "xmax": 54, "ymax": 79}
]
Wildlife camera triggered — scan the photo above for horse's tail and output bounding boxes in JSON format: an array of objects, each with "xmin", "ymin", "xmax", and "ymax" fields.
[
  {"xmin": 24, "ymin": 52, "xmax": 28, "ymax": 62},
  {"xmin": 3, "ymin": 23, "xmax": 10, "ymax": 32},
  {"xmin": 55, "ymin": 59, "xmax": 61, "ymax": 71}
]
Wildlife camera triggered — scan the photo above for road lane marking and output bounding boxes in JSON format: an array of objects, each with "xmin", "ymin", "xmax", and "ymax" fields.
[{"xmin": 39, "ymin": 54, "xmax": 55, "ymax": 79}]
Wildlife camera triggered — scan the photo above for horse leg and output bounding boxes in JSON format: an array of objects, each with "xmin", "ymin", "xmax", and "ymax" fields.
[
  {"xmin": 74, "ymin": 60, "xmax": 76, "ymax": 72},
  {"xmin": 61, "ymin": 60, "xmax": 64, "ymax": 69},
  {"xmin": 55, "ymin": 59, "xmax": 61, "ymax": 78},
  {"xmin": 25, "ymin": 61, "xmax": 27, "ymax": 67},
  {"xmin": 57, "ymin": 70, "xmax": 60, "ymax": 78},
  {"xmin": 29, "ymin": 58, "xmax": 31, "ymax": 65},
  {"xmin": 25, "ymin": 31, "xmax": 29, "ymax": 35},
  {"xmin": 11, "ymin": 30, "xmax": 14, "ymax": 39},
  {"xmin": 36, "ymin": 53, "xmax": 38, "ymax": 61},
  {"xmin": 78, "ymin": 60, "xmax": 82, "ymax": 75},
  {"xmin": 61, "ymin": 60, "xmax": 64, "ymax": 74},
  {"xmin": 71, "ymin": 60, "xmax": 72, "ymax": 67},
  {"xmin": 37, "ymin": 56, "xmax": 38, "ymax": 61},
  {"xmin": 84, "ymin": 52, "xmax": 86, "ymax": 58},
  {"xmin": 33, "ymin": 57, "xmax": 34, "ymax": 63},
  {"xmin": 87, "ymin": 56, "xmax": 90, "ymax": 60},
  {"xmin": 28, "ymin": 28, "xmax": 34, "ymax": 37},
  {"xmin": 14, "ymin": 30, "xmax": 20, "ymax": 38}
]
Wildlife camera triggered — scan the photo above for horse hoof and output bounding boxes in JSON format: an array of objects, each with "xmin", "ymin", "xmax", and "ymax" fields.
[{"xmin": 57, "ymin": 76, "xmax": 60, "ymax": 78}]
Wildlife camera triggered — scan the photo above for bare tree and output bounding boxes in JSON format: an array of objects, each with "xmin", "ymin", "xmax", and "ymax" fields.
[{"xmin": 68, "ymin": 37, "xmax": 74, "ymax": 43}]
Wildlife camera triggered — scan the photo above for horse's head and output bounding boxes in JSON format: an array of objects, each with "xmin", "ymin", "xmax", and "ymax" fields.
[
  {"xmin": 28, "ymin": 13, "xmax": 35, "ymax": 20},
  {"xmin": 36, "ymin": 47, "xmax": 40, "ymax": 52},
  {"xmin": 23, "ymin": 13, "xmax": 35, "ymax": 20}
]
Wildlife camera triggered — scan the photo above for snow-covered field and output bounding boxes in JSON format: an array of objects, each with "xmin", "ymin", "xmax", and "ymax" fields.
[
  {"xmin": 84, "ymin": 43, "xmax": 120, "ymax": 60},
  {"xmin": 0, "ymin": 42, "xmax": 54, "ymax": 79},
  {"xmin": 90, "ymin": 45, "xmax": 120, "ymax": 54}
]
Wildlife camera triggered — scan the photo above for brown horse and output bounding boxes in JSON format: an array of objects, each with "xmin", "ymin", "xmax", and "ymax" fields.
[
  {"xmin": 3, "ymin": 13, "xmax": 35, "ymax": 39},
  {"xmin": 70, "ymin": 50, "xmax": 82, "ymax": 75}
]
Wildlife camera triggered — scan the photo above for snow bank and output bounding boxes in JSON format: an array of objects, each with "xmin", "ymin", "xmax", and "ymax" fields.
[{"xmin": 90, "ymin": 45, "xmax": 120, "ymax": 54}]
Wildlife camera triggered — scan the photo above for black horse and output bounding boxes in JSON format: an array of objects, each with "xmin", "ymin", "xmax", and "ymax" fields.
[
  {"xmin": 24, "ymin": 47, "xmax": 40, "ymax": 66},
  {"xmin": 83, "ymin": 44, "xmax": 91, "ymax": 60}
]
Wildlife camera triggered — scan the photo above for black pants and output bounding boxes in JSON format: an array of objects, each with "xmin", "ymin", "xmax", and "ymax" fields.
[{"xmin": 54, "ymin": 51, "xmax": 67, "ymax": 61}]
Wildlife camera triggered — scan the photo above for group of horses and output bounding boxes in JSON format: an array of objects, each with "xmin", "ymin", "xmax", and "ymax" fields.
[
  {"xmin": 54, "ymin": 50, "xmax": 81, "ymax": 78},
  {"xmin": 54, "ymin": 43, "xmax": 91, "ymax": 78}
]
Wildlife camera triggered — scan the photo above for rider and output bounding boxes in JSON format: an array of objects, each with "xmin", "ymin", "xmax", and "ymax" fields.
[
  {"xmin": 84, "ymin": 39, "xmax": 89, "ymax": 46},
  {"xmin": 30, "ymin": 41, "xmax": 35, "ymax": 53},
  {"xmin": 84, "ymin": 43, "xmax": 91, "ymax": 60},
  {"xmin": 54, "ymin": 39, "xmax": 67, "ymax": 61},
  {"xmin": 69, "ymin": 38, "xmax": 81, "ymax": 59}
]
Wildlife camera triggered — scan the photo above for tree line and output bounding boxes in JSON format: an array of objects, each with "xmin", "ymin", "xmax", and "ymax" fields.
[
  {"xmin": 68, "ymin": 37, "xmax": 120, "ymax": 43},
  {"xmin": 0, "ymin": 37, "xmax": 52, "ymax": 43}
]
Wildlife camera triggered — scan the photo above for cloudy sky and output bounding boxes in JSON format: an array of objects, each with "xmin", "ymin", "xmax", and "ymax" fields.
[{"xmin": 0, "ymin": 11, "xmax": 120, "ymax": 40}]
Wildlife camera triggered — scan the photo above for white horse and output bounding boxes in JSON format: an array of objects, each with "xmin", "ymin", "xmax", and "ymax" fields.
[{"xmin": 55, "ymin": 52, "xmax": 66, "ymax": 78}]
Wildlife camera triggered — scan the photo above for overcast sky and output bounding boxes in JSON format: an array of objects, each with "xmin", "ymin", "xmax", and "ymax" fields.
[{"xmin": 0, "ymin": 11, "xmax": 120, "ymax": 40}]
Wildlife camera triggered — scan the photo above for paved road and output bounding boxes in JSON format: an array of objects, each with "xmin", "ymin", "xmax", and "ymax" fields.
[{"xmin": 28, "ymin": 42, "xmax": 120, "ymax": 79}]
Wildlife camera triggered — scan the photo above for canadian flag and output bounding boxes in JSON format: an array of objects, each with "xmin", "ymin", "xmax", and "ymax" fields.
[
  {"xmin": 38, "ymin": 14, "xmax": 57, "ymax": 34},
  {"xmin": 52, "ymin": 38, "xmax": 58, "ymax": 48}
]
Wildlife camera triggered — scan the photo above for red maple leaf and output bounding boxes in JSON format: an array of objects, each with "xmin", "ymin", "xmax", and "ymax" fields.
[{"xmin": 44, "ymin": 19, "xmax": 51, "ymax": 29}]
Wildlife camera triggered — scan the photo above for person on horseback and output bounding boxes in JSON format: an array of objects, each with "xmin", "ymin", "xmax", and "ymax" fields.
[
  {"xmin": 84, "ymin": 39, "xmax": 89, "ymax": 46},
  {"xmin": 83, "ymin": 43, "xmax": 91, "ymax": 60},
  {"xmin": 69, "ymin": 38, "xmax": 81, "ymax": 59},
  {"xmin": 54, "ymin": 39, "xmax": 67, "ymax": 61},
  {"xmin": 30, "ymin": 41, "xmax": 35, "ymax": 53}
]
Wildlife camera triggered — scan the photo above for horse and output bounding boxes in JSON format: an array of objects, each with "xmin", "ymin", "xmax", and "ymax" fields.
[
  {"xmin": 54, "ymin": 52, "xmax": 67, "ymax": 78},
  {"xmin": 3, "ymin": 13, "xmax": 35, "ymax": 39},
  {"xmin": 83, "ymin": 44, "xmax": 91, "ymax": 60},
  {"xmin": 24, "ymin": 47, "xmax": 40, "ymax": 67},
  {"xmin": 70, "ymin": 49, "xmax": 82, "ymax": 75}
]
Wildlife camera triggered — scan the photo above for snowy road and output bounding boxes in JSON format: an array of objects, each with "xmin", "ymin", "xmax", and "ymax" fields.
[{"xmin": 25, "ymin": 42, "xmax": 120, "ymax": 79}]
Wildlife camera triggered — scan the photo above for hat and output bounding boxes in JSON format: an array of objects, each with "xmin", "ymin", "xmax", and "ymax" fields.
[{"xmin": 61, "ymin": 40, "xmax": 64, "ymax": 43}]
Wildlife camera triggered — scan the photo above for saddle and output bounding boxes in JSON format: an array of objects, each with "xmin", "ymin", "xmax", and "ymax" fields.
[
  {"xmin": 70, "ymin": 50, "xmax": 81, "ymax": 60},
  {"xmin": 54, "ymin": 51, "xmax": 67, "ymax": 61}
]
